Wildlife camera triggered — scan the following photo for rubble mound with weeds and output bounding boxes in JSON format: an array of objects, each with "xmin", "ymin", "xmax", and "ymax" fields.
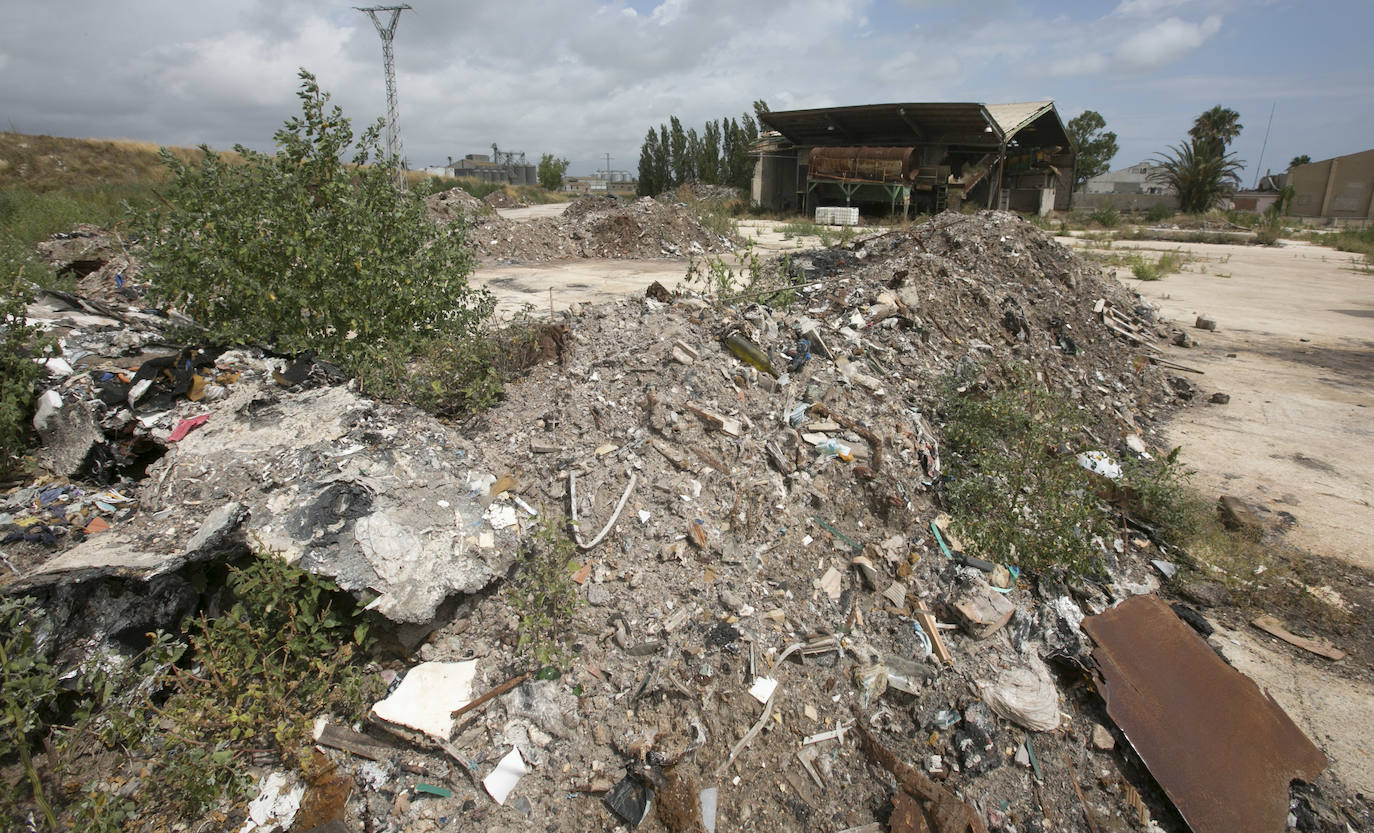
[
  {"xmin": 458, "ymin": 193, "xmax": 738, "ymax": 262},
  {"xmin": 2, "ymin": 210, "xmax": 1369, "ymax": 832}
]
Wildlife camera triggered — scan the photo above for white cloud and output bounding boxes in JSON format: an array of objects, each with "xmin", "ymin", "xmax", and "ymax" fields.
[
  {"xmin": 1116, "ymin": 14, "xmax": 1223, "ymax": 71},
  {"xmin": 1112, "ymin": 0, "xmax": 1191, "ymax": 17},
  {"xmin": 1047, "ymin": 53, "xmax": 1109, "ymax": 77}
]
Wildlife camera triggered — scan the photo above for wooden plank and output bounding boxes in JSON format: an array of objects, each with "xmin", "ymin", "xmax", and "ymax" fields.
[
  {"xmin": 1251, "ymin": 616, "xmax": 1347, "ymax": 661},
  {"xmin": 313, "ymin": 721, "xmax": 398, "ymax": 762}
]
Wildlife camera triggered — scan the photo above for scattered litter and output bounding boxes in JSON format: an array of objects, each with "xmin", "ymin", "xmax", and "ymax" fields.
[
  {"xmin": 603, "ymin": 773, "xmax": 652, "ymax": 827},
  {"xmin": 482, "ymin": 747, "xmax": 528, "ymax": 806},
  {"xmin": 370, "ymin": 660, "xmax": 477, "ymax": 740},
  {"xmin": 1076, "ymin": 450, "xmax": 1121, "ymax": 479},
  {"xmin": 240, "ymin": 771, "xmax": 304, "ymax": 833},
  {"xmin": 748, "ymin": 676, "xmax": 779, "ymax": 704},
  {"xmin": 985, "ymin": 661, "xmax": 1060, "ymax": 732}
]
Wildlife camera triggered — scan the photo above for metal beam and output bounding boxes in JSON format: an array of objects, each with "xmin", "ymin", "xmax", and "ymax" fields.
[{"xmin": 897, "ymin": 107, "xmax": 925, "ymax": 141}]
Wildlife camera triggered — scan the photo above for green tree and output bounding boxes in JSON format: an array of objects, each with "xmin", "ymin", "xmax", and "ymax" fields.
[
  {"xmin": 700, "ymin": 119, "xmax": 722, "ymax": 184},
  {"xmin": 753, "ymin": 99, "xmax": 770, "ymax": 122},
  {"xmin": 669, "ymin": 116, "xmax": 690, "ymax": 187},
  {"xmin": 655, "ymin": 124, "xmax": 672, "ymax": 194},
  {"xmin": 1288, "ymin": 154, "xmax": 1311, "ymax": 169},
  {"xmin": 140, "ymin": 69, "xmax": 493, "ymax": 385},
  {"xmin": 1150, "ymin": 138, "xmax": 1244, "ymax": 213},
  {"xmin": 1188, "ymin": 105, "xmax": 1243, "ymax": 158},
  {"xmin": 637, "ymin": 128, "xmax": 660, "ymax": 196},
  {"xmin": 1066, "ymin": 109, "xmax": 1119, "ymax": 190},
  {"xmin": 537, "ymin": 153, "xmax": 569, "ymax": 190}
]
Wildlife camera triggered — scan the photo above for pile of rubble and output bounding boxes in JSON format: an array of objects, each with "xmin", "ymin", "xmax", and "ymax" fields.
[
  {"xmin": 423, "ymin": 186, "xmax": 495, "ymax": 224},
  {"xmin": 483, "ymin": 188, "xmax": 528, "ymax": 209},
  {"xmin": 3, "ymin": 212, "xmax": 1361, "ymax": 833},
  {"xmin": 460, "ymin": 194, "xmax": 737, "ymax": 263}
]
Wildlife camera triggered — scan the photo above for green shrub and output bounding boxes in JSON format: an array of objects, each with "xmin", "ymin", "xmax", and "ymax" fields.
[
  {"xmin": 1145, "ymin": 203, "xmax": 1174, "ymax": 223},
  {"xmin": 1253, "ymin": 213, "xmax": 1283, "ymax": 245},
  {"xmin": 1127, "ymin": 250, "xmax": 1185, "ymax": 281},
  {"xmin": 1089, "ymin": 205, "xmax": 1120, "ymax": 228},
  {"xmin": 939, "ymin": 373, "xmax": 1108, "ymax": 576},
  {"xmin": 0, "ymin": 275, "xmax": 56, "ymax": 474},
  {"xmin": 139, "ymin": 69, "xmax": 494, "ymax": 390}
]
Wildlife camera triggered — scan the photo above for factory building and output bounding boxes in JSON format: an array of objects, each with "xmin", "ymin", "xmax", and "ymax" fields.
[{"xmin": 752, "ymin": 101, "xmax": 1075, "ymax": 218}]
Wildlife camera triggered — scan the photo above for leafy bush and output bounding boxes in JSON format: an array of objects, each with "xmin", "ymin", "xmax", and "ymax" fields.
[
  {"xmin": 1253, "ymin": 213, "xmax": 1283, "ymax": 245},
  {"xmin": 1, "ymin": 275, "xmax": 56, "ymax": 474},
  {"xmin": 939, "ymin": 373, "xmax": 1108, "ymax": 576},
  {"xmin": 139, "ymin": 69, "xmax": 494, "ymax": 389}
]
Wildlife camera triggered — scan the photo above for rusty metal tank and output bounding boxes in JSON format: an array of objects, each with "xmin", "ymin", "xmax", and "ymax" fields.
[{"xmin": 807, "ymin": 147, "xmax": 918, "ymax": 183}]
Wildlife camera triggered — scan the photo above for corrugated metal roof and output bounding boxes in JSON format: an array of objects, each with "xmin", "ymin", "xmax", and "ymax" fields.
[
  {"xmin": 759, "ymin": 101, "xmax": 1068, "ymax": 150},
  {"xmin": 985, "ymin": 101, "xmax": 1055, "ymax": 137}
]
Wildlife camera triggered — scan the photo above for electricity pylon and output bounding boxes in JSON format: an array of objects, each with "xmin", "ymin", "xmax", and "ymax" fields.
[{"xmin": 357, "ymin": 5, "xmax": 411, "ymax": 189}]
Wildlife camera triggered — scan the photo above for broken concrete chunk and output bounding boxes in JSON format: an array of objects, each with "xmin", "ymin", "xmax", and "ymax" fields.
[
  {"xmin": 32, "ymin": 390, "xmax": 105, "ymax": 477},
  {"xmin": 950, "ymin": 581, "xmax": 1015, "ymax": 639},
  {"xmin": 1084, "ymin": 594, "xmax": 1326, "ymax": 833},
  {"xmin": 1194, "ymin": 315, "xmax": 1217, "ymax": 330}
]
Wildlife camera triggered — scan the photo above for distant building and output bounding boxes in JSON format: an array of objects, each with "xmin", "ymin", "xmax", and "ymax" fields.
[
  {"xmin": 752, "ymin": 100, "xmax": 1075, "ymax": 217},
  {"xmin": 439, "ymin": 153, "xmax": 536, "ymax": 186},
  {"xmin": 1287, "ymin": 148, "xmax": 1374, "ymax": 222},
  {"xmin": 1082, "ymin": 161, "xmax": 1172, "ymax": 195},
  {"xmin": 563, "ymin": 172, "xmax": 637, "ymax": 197}
]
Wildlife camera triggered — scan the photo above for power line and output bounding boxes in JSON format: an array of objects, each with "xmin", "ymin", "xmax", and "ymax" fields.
[{"xmin": 357, "ymin": 4, "xmax": 412, "ymax": 190}]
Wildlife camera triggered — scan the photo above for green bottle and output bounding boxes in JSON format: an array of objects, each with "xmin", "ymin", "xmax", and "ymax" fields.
[{"xmin": 724, "ymin": 332, "xmax": 778, "ymax": 378}]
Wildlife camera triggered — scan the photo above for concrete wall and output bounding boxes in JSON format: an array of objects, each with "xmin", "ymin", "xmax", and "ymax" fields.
[
  {"xmin": 1289, "ymin": 148, "xmax": 1374, "ymax": 219},
  {"xmin": 1072, "ymin": 192, "xmax": 1178, "ymax": 213}
]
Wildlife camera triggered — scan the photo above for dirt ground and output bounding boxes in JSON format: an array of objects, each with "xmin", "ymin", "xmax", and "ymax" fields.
[
  {"xmin": 1062, "ymin": 236, "xmax": 1374, "ymax": 797},
  {"xmin": 1087, "ymin": 238, "xmax": 1374, "ymax": 571}
]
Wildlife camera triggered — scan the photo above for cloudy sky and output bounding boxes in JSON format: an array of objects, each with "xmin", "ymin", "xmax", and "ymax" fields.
[{"xmin": 3, "ymin": 0, "xmax": 1370, "ymax": 181}]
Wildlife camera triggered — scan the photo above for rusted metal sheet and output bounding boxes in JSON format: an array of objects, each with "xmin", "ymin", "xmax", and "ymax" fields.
[
  {"xmin": 1083, "ymin": 594, "xmax": 1326, "ymax": 833},
  {"xmin": 808, "ymin": 146, "xmax": 918, "ymax": 184}
]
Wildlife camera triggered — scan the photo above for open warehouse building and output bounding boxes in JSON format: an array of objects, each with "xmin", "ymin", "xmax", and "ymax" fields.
[{"xmin": 752, "ymin": 100, "xmax": 1076, "ymax": 219}]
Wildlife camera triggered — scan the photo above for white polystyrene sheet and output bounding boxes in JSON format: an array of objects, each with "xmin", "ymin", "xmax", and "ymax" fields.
[{"xmin": 370, "ymin": 659, "xmax": 478, "ymax": 740}]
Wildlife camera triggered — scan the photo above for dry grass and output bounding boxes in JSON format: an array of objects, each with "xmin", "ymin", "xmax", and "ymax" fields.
[{"xmin": 0, "ymin": 132, "xmax": 244, "ymax": 191}]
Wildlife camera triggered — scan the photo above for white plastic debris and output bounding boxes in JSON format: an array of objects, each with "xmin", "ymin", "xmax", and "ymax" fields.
[
  {"xmin": 484, "ymin": 503, "xmax": 518, "ymax": 530},
  {"xmin": 32, "ymin": 389, "xmax": 63, "ymax": 432},
  {"xmin": 370, "ymin": 660, "xmax": 478, "ymax": 740},
  {"xmin": 700, "ymin": 786, "xmax": 718, "ymax": 833},
  {"xmin": 748, "ymin": 676, "xmax": 779, "ymax": 704},
  {"xmin": 1077, "ymin": 450, "xmax": 1122, "ymax": 480},
  {"xmin": 483, "ymin": 747, "xmax": 528, "ymax": 805},
  {"xmin": 239, "ymin": 771, "xmax": 303, "ymax": 833},
  {"xmin": 985, "ymin": 661, "xmax": 1061, "ymax": 732}
]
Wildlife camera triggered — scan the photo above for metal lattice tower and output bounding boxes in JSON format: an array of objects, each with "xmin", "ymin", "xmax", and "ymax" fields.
[{"xmin": 357, "ymin": 5, "xmax": 411, "ymax": 189}]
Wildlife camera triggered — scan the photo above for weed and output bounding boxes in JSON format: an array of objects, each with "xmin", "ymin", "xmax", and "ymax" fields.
[
  {"xmin": 938, "ymin": 372, "xmax": 1109, "ymax": 576},
  {"xmin": 1129, "ymin": 250, "xmax": 1186, "ymax": 281},
  {"xmin": 1145, "ymin": 203, "xmax": 1175, "ymax": 223},
  {"xmin": 508, "ymin": 515, "xmax": 582, "ymax": 669},
  {"xmin": 1253, "ymin": 212, "xmax": 1284, "ymax": 245},
  {"xmin": 1089, "ymin": 205, "xmax": 1121, "ymax": 228},
  {"xmin": 0, "ymin": 597, "xmax": 60, "ymax": 829}
]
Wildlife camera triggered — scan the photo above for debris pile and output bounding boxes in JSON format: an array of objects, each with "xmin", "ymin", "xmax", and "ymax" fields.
[
  {"xmin": 483, "ymin": 188, "xmax": 528, "ymax": 209},
  {"xmin": 4, "ymin": 211, "xmax": 1360, "ymax": 833},
  {"xmin": 423, "ymin": 186, "xmax": 494, "ymax": 224},
  {"xmin": 461, "ymin": 194, "xmax": 737, "ymax": 263}
]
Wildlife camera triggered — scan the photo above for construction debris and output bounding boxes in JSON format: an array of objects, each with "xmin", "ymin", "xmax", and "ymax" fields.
[
  {"xmin": 1084, "ymin": 594, "xmax": 1327, "ymax": 833},
  {"xmin": 5, "ymin": 209, "xmax": 1360, "ymax": 833}
]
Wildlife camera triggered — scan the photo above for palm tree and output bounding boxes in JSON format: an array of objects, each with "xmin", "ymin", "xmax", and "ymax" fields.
[
  {"xmin": 1150, "ymin": 138, "xmax": 1244, "ymax": 213},
  {"xmin": 1188, "ymin": 106, "xmax": 1243, "ymax": 158},
  {"xmin": 1289, "ymin": 154, "xmax": 1311, "ymax": 169}
]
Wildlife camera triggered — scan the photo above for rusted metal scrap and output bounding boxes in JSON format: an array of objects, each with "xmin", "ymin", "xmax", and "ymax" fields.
[
  {"xmin": 1083, "ymin": 594, "xmax": 1326, "ymax": 833},
  {"xmin": 853, "ymin": 718, "xmax": 987, "ymax": 833}
]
